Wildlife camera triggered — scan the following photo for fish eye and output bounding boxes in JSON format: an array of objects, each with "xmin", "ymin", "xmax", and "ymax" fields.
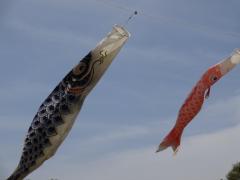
[
  {"xmin": 79, "ymin": 64, "xmax": 86, "ymax": 72},
  {"xmin": 210, "ymin": 75, "xmax": 218, "ymax": 82},
  {"xmin": 73, "ymin": 62, "xmax": 87, "ymax": 75}
]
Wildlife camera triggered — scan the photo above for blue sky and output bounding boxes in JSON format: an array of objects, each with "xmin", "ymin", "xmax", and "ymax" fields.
[{"xmin": 0, "ymin": 0, "xmax": 240, "ymax": 179}]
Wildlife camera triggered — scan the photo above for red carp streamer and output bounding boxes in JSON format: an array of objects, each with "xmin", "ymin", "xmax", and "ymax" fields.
[{"xmin": 157, "ymin": 49, "xmax": 240, "ymax": 153}]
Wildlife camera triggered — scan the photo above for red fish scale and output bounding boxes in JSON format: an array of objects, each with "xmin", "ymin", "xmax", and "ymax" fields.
[
  {"xmin": 158, "ymin": 64, "xmax": 226, "ymax": 152},
  {"xmin": 174, "ymin": 81, "xmax": 206, "ymax": 133}
]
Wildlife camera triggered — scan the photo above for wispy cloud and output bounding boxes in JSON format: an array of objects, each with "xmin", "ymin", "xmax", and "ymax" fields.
[
  {"xmin": 22, "ymin": 124, "xmax": 240, "ymax": 180},
  {"xmin": 5, "ymin": 19, "xmax": 96, "ymax": 47},
  {"xmin": 6, "ymin": 93, "xmax": 237, "ymax": 180},
  {"xmin": 0, "ymin": 80, "xmax": 50, "ymax": 100},
  {"xmin": 2, "ymin": 1, "xmax": 240, "ymax": 179},
  {"xmin": 83, "ymin": 126, "xmax": 150, "ymax": 144},
  {"xmin": 187, "ymin": 94, "xmax": 240, "ymax": 135}
]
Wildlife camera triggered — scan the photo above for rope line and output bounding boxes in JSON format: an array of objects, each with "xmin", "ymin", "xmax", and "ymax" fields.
[{"xmin": 90, "ymin": 0, "xmax": 240, "ymax": 39}]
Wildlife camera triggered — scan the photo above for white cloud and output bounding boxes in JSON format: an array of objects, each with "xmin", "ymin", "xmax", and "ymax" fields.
[
  {"xmin": 82, "ymin": 126, "xmax": 150, "ymax": 145},
  {"xmin": 25, "ymin": 124, "xmax": 240, "ymax": 180},
  {"xmin": 5, "ymin": 19, "xmax": 96, "ymax": 47},
  {"xmin": 0, "ymin": 81, "xmax": 50, "ymax": 101},
  {"xmin": 205, "ymin": 95, "xmax": 240, "ymax": 124},
  {"xmin": 19, "ymin": 92, "xmax": 240, "ymax": 180},
  {"xmin": 4, "ymin": 92, "xmax": 240, "ymax": 180}
]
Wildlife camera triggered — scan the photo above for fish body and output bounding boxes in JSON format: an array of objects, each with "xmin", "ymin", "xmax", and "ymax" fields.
[
  {"xmin": 7, "ymin": 25, "xmax": 130, "ymax": 180},
  {"xmin": 157, "ymin": 49, "xmax": 240, "ymax": 153}
]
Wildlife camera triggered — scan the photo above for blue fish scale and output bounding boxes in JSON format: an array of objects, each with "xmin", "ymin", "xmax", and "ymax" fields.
[{"xmin": 7, "ymin": 52, "xmax": 93, "ymax": 180}]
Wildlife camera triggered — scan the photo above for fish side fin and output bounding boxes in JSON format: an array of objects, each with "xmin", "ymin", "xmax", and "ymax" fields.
[
  {"xmin": 205, "ymin": 87, "xmax": 211, "ymax": 99},
  {"xmin": 156, "ymin": 128, "xmax": 182, "ymax": 154}
]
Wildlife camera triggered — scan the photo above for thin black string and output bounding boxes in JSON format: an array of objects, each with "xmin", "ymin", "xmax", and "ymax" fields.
[
  {"xmin": 90, "ymin": 0, "xmax": 240, "ymax": 39},
  {"xmin": 124, "ymin": 11, "xmax": 138, "ymax": 25}
]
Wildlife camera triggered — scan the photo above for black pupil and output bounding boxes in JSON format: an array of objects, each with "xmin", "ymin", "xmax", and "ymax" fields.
[
  {"xmin": 79, "ymin": 66, "xmax": 85, "ymax": 71},
  {"xmin": 213, "ymin": 76, "xmax": 218, "ymax": 81}
]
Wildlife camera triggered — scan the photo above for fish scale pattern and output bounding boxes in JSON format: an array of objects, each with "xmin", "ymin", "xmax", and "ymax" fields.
[
  {"xmin": 176, "ymin": 81, "xmax": 206, "ymax": 132},
  {"xmin": 7, "ymin": 52, "xmax": 93, "ymax": 180},
  {"xmin": 7, "ymin": 25, "xmax": 130, "ymax": 179},
  {"xmin": 11, "ymin": 82, "xmax": 79, "ymax": 179}
]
